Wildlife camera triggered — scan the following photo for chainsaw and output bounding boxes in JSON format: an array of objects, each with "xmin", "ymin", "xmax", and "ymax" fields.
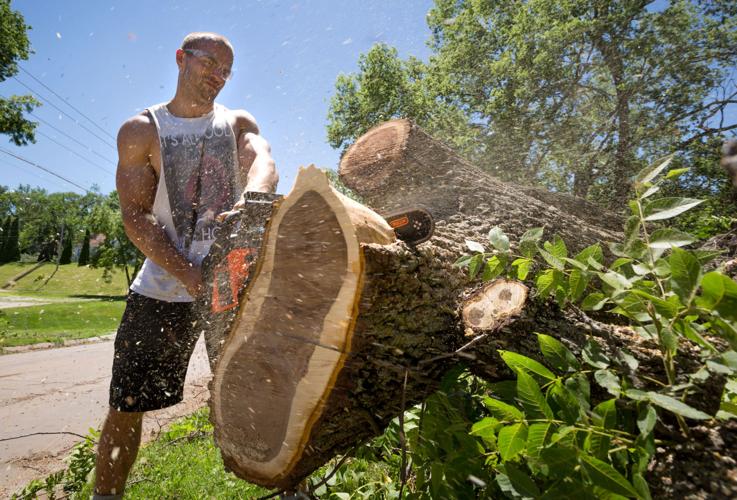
[{"xmin": 198, "ymin": 191, "xmax": 434, "ymax": 367}]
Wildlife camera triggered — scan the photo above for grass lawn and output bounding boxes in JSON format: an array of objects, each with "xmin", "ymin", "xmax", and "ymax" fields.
[
  {"xmin": 0, "ymin": 300, "xmax": 125, "ymax": 347},
  {"xmin": 0, "ymin": 262, "xmax": 129, "ymax": 298},
  {"xmin": 69, "ymin": 409, "xmax": 270, "ymax": 499},
  {"xmin": 52, "ymin": 408, "xmax": 395, "ymax": 500},
  {"xmin": 0, "ymin": 263, "xmax": 129, "ymax": 348}
]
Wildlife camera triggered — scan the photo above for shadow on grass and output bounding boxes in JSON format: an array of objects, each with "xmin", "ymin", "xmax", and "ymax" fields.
[{"xmin": 68, "ymin": 294, "xmax": 128, "ymax": 301}]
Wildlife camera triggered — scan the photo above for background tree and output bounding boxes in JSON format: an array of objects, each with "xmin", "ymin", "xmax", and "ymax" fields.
[
  {"xmin": 0, "ymin": 0, "xmax": 39, "ymax": 145},
  {"xmin": 87, "ymin": 191, "xmax": 144, "ymax": 286},
  {"xmin": 0, "ymin": 215, "xmax": 9, "ymax": 263},
  {"xmin": 6, "ymin": 216, "xmax": 19, "ymax": 262},
  {"xmin": 327, "ymin": 0, "xmax": 737, "ymax": 209},
  {"xmin": 58, "ymin": 227, "xmax": 72, "ymax": 264},
  {"xmin": 77, "ymin": 228, "xmax": 90, "ymax": 266}
]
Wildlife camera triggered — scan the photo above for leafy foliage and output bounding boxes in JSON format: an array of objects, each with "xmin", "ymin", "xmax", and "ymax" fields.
[
  {"xmin": 11, "ymin": 429, "xmax": 99, "ymax": 500},
  {"xmin": 59, "ymin": 229, "xmax": 72, "ymax": 264},
  {"xmin": 0, "ymin": 186, "xmax": 144, "ymax": 284},
  {"xmin": 0, "ymin": 0, "xmax": 39, "ymax": 145},
  {"xmin": 78, "ymin": 228, "xmax": 90, "ymax": 266},
  {"xmin": 327, "ymin": 0, "xmax": 737, "ymax": 207}
]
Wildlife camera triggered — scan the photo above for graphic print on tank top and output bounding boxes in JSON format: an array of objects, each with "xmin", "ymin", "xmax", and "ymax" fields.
[{"xmin": 160, "ymin": 118, "xmax": 237, "ymax": 261}]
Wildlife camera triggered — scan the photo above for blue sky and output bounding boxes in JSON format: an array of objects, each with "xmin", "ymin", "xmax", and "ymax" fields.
[{"xmin": 1, "ymin": 0, "xmax": 434, "ymax": 195}]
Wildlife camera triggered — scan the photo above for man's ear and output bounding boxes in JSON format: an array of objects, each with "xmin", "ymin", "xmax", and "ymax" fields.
[{"xmin": 175, "ymin": 48, "xmax": 185, "ymax": 69}]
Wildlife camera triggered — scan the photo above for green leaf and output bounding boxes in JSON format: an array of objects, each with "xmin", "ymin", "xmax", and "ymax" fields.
[
  {"xmin": 490, "ymin": 380, "xmax": 518, "ymax": 402},
  {"xmin": 550, "ymin": 381, "xmax": 584, "ymax": 424},
  {"xmin": 589, "ymin": 399, "xmax": 617, "ymax": 459},
  {"xmin": 520, "ymin": 227, "xmax": 544, "ymax": 243},
  {"xmin": 594, "ymin": 399, "xmax": 618, "ymax": 429},
  {"xmin": 517, "ymin": 370, "xmax": 554, "ymax": 419},
  {"xmin": 628, "ymin": 289, "xmax": 680, "ymax": 318},
  {"xmin": 497, "ymin": 463, "xmax": 541, "ymax": 498},
  {"xmin": 611, "ymin": 258, "xmax": 633, "ymax": 270},
  {"xmin": 569, "ymin": 268, "xmax": 590, "ymax": 302},
  {"xmin": 669, "ymin": 248, "xmax": 701, "ymax": 306},
  {"xmin": 581, "ymin": 292, "xmax": 608, "ymax": 311},
  {"xmin": 697, "ymin": 271, "xmax": 726, "ymax": 309},
  {"xmin": 513, "ymin": 258, "xmax": 533, "ymax": 280},
  {"xmin": 500, "ymin": 350, "xmax": 556, "ymax": 382},
  {"xmin": 468, "ymin": 254, "xmax": 484, "ymax": 279},
  {"xmin": 582, "ymin": 340, "xmax": 610, "ymax": 369},
  {"xmin": 520, "ymin": 227, "xmax": 544, "ymax": 258},
  {"xmin": 539, "ymin": 446, "xmax": 578, "ymax": 475},
  {"xmin": 647, "ymin": 392, "xmax": 711, "ymax": 420},
  {"xmin": 660, "ymin": 327, "xmax": 678, "ymax": 355},
  {"xmin": 538, "ymin": 247, "xmax": 565, "ymax": 271},
  {"xmin": 643, "ymin": 197, "xmax": 704, "ymax": 221},
  {"xmin": 526, "ymin": 422, "xmax": 554, "ymax": 458},
  {"xmin": 624, "ymin": 215, "xmax": 641, "ymax": 247},
  {"xmin": 541, "ymin": 480, "xmax": 593, "ymax": 500},
  {"xmin": 640, "ymin": 185, "xmax": 660, "ymax": 199},
  {"xmin": 471, "ymin": 417, "xmax": 499, "ymax": 444},
  {"xmin": 579, "ymin": 454, "xmax": 639, "ymax": 498},
  {"xmin": 587, "ymin": 255, "xmax": 606, "ymax": 271},
  {"xmin": 635, "ymin": 155, "xmax": 673, "ymax": 185},
  {"xmin": 483, "ymin": 396, "xmax": 524, "ymax": 421},
  {"xmin": 693, "ymin": 249, "xmax": 724, "ymax": 265},
  {"xmin": 488, "ymin": 226, "xmax": 510, "ymax": 252},
  {"xmin": 598, "ymin": 271, "xmax": 631, "ymax": 292},
  {"xmin": 698, "ymin": 271, "xmax": 737, "ymax": 320},
  {"xmin": 565, "ymin": 374, "xmax": 591, "ymax": 411},
  {"xmin": 536, "ymin": 268, "xmax": 561, "ymax": 298},
  {"xmin": 595, "ymin": 370, "xmax": 621, "ymax": 397},
  {"xmin": 498, "ymin": 423, "xmax": 528, "ymax": 461},
  {"xmin": 453, "ymin": 254, "xmax": 473, "ymax": 267},
  {"xmin": 545, "ymin": 235, "xmax": 568, "ymax": 259},
  {"xmin": 563, "ymin": 257, "xmax": 588, "ymax": 270},
  {"xmin": 648, "ymin": 228, "xmax": 696, "ymax": 249},
  {"xmin": 466, "ymin": 239, "xmax": 485, "ymax": 253},
  {"xmin": 482, "ymin": 255, "xmax": 505, "ymax": 281},
  {"xmin": 632, "ymin": 473, "xmax": 652, "ymax": 500},
  {"xmin": 665, "ymin": 167, "xmax": 690, "ymax": 179},
  {"xmin": 675, "ymin": 320, "xmax": 715, "ymax": 351},
  {"xmin": 537, "ymin": 333, "xmax": 580, "ymax": 372},
  {"xmin": 575, "ymin": 244, "xmax": 604, "ymax": 266}
]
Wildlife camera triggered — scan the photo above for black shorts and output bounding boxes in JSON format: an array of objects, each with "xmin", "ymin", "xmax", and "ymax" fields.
[{"xmin": 109, "ymin": 291, "xmax": 200, "ymax": 412}]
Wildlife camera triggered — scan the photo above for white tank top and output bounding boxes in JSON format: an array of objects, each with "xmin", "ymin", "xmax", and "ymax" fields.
[{"xmin": 130, "ymin": 102, "xmax": 242, "ymax": 302}]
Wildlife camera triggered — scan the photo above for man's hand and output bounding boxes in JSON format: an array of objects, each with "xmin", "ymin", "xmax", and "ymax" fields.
[{"xmin": 180, "ymin": 265, "xmax": 204, "ymax": 298}]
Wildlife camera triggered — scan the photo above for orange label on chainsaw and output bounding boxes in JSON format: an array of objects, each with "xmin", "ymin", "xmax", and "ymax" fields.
[
  {"xmin": 211, "ymin": 248, "xmax": 256, "ymax": 313},
  {"xmin": 389, "ymin": 216, "xmax": 409, "ymax": 229}
]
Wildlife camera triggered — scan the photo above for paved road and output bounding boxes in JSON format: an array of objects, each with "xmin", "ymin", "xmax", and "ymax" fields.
[{"xmin": 0, "ymin": 336, "xmax": 212, "ymax": 498}]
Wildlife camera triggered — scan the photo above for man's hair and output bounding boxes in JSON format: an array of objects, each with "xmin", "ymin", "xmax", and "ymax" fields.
[{"xmin": 181, "ymin": 32, "xmax": 233, "ymax": 54}]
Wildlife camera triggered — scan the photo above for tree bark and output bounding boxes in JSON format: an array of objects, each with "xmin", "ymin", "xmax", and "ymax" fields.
[{"xmin": 207, "ymin": 120, "xmax": 730, "ymax": 494}]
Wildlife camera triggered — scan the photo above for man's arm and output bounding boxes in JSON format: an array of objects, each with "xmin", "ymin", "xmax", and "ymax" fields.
[
  {"xmin": 234, "ymin": 111, "xmax": 279, "ymax": 196},
  {"xmin": 239, "ymin": 132, "xmax": 279, "ymax": 193},
  {"xmin": 116, "ymin": 114, "xmax": 202, "ymax": 297}
]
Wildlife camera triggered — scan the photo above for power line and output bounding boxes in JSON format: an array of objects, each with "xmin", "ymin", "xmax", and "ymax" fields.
[
  {"xmin": 0, "ymin": 159, "xmax": 71, "ymax": 191},
  {"xmin": 36, "ymin": 129, "xmax": 115, "ymax": 175},
  {"xmin": 0, "ymin": 147, "xmax": 91, "ymax": 193},
  {"xmin": 12, "ymin": 77, "xmax": 117, "ymax": 150},
  {"xmin": 29, "ymin": 111, "xmax": 116, "ymax": 166},
  {"xmin": 19, "ymin": 66, "xmax": 117, "ymax": 142}
]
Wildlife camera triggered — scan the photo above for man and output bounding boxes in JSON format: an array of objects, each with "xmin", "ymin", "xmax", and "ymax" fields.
[{"xmin": 93, "ymin": 32, "xmax": 278, "ymax": 499}]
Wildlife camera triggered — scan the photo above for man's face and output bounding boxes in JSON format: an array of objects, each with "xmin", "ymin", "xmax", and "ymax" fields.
[{"xmin": 179, "ymin": 40, "xmax": 234, "ymax": 103}]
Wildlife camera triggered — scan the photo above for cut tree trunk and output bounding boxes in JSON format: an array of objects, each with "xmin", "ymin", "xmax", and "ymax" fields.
[{"xmin": 208, "ymin": 120, "xmax": 732, "ymax": 495}]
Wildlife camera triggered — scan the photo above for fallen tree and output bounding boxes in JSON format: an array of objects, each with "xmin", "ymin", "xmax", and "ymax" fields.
[{"xmin": 209, "ymin": 119, "xmax": 736, "ymax": 496}]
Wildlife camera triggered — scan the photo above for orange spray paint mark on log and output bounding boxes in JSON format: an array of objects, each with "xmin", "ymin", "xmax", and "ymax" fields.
[{"xmin": 211, "ymin": 248, "xmax": 256, "ymax": 313}]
